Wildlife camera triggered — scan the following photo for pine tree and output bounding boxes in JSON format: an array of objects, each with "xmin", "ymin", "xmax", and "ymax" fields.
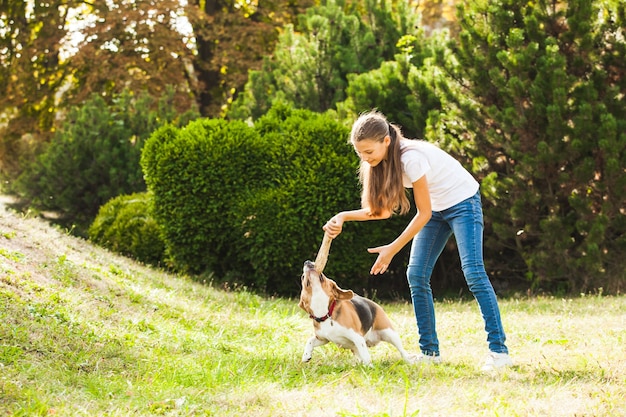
[
  {"xmin": 227, "ymin": 0, "xmax": 421, "ymax": 120},
  {"xmin": 446, "ymin": 0, "xmax": 626, "ymax": 293}
]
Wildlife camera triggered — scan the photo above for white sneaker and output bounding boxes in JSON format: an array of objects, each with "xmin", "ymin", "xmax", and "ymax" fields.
[
  {"xmin": 481, "ymin": 352, "xmax": 513, "ymax": 371},
  {"xmin": 412, "ymin": 353, "xmax": 442, "ymax": 365}
]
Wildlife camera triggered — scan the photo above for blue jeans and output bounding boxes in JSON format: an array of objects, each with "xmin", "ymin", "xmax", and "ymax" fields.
[{"xmin": 406, "ymin": 191, "xmax": 508, "ymax": 356}]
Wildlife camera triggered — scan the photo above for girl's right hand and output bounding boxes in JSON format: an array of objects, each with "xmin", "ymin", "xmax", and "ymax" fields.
[{"xmin": 323, "ymin": 215, "xmax": 344, "ymax": 239}]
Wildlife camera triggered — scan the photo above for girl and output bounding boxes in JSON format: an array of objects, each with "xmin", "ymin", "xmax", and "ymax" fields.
[{"xmin": 323, "ymin": 110, "xmax": 512, "ymax": 370}]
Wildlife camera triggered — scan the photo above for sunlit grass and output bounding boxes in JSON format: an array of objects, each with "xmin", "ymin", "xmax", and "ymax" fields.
[{"xmin": 1, "ymin": 209, "xmax": 625, "ymax": 416}]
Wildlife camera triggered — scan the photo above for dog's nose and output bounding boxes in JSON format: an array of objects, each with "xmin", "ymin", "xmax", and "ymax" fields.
[{"xmin": 304, "ymin": 260, "xmax": 315, "ymax": 270}]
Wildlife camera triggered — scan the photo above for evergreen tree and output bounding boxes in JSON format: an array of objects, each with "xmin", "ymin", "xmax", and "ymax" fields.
[
  {"xmin": 15, "ymin": 88, "xmax": 199, "ymax": 234},
  {"xmin": 337, "ymin": 31, "xmax": 455, "ymax": 141},
  {"xmin": 445, "ymin": 0, "xmax": 626, "ymax": 293},
  {"xmin": 227, "ymin": 0, "xmax": 421, "ymax": 120}
]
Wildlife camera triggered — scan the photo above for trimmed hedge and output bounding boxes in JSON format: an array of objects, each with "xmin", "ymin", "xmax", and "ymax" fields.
[
  {"xmin": 141, "ymin": 105, "xmax": 413, "ymax": 295},
  {"xmin": 141, "ymin": 119, "xmax": 270, "ymax": 278}
]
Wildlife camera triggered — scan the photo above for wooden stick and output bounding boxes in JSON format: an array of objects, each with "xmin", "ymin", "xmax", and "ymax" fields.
[{"xmin": 314, "ymin": 233, "xmax": 333, "ymax": 273}]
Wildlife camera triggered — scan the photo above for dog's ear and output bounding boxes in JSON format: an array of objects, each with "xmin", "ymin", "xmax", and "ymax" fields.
[
  {"xmin": 328, "ymin": 278, "xmax": 354, "ymax": 300},
  {"xmin": 298, "ymin": 289, "xmax": 309, "ymax": 311}
]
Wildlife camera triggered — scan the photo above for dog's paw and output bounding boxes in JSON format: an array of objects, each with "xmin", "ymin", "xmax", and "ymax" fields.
[{"xmin": 353, "ymin": 357, "xmax": 373, "ymax": 367}]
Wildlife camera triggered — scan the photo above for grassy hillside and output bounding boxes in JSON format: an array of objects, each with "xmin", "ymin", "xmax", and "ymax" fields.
[{"xmin": 1, "ymin": 198, "xmax": 625, "ymax": 416}]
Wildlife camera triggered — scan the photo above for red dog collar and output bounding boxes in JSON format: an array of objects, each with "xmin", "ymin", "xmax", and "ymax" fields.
[{"xmin": 310, "ymin": 299, "xmax": 336, "ymax": 322}]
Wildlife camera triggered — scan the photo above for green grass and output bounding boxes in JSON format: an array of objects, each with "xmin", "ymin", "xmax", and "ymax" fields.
[{"xmin": 1, "ymin": 208, "xmax": 625, "ymax": 416}]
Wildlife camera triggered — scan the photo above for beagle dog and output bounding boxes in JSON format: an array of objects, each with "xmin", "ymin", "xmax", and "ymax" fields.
[{"xmin": 298, "ymin": 260, "xmax": 416, "ymax": 365}]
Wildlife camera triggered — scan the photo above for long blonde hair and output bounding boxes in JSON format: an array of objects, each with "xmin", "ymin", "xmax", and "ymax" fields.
[{"xmin": 350, "ymin": 111, "xmax": 410, "ymax": 216}]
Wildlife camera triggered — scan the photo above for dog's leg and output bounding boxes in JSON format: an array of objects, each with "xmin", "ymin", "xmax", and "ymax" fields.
[
  {"xmin": 302, "ymin": 336, "xmax": 328, "ymax": 362},
  {"xmin": 350, "ymin": 335, "xmax": 372, "ymax": 365},
  {"xmin": 378, "ymin": 329, "xmax": 418, "ymax": 363}
]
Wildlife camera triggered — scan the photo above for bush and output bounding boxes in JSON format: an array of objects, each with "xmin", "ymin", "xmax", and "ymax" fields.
[
  {"xmin": 88, "ymin": 192, "xmax": 166, "ymax": 266},
  {"xmin": 236, "ymin": 106, "xmax": 360, "ymax": 294},
  {"xmin": 14, "ymin": 88, "xmax": 199, "ymax": 234},
  {"xmin": 142, "ymin": 104, "xmax": 415, "ymax": 296},
  {"xmin": 141, "ymin": 118, "xmax": 272, "ymax": 278}
]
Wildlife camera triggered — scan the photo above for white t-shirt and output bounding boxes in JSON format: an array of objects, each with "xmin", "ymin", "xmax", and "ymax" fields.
[{"xmin": 401, "ymin": 139, "xmax": 479, "ymax": 211}]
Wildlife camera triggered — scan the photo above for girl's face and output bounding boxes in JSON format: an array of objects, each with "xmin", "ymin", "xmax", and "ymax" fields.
[{"xmin": 352, "ymin": 137, "xmax": 390, "ymax": 167}]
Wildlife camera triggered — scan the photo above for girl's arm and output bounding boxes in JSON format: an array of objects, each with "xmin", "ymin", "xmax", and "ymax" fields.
[
  {"xmin": 368, "ymin": 176, "xmax": 432, "ymax": 275},
  {"xmin": 323, "ymin": 208, "xmax": 392, "ymax": 239}
]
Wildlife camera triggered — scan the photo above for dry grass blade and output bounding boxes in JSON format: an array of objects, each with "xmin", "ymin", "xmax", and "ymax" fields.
[{"xmin": 314, "ymin": 233, "xmax": 332, "ymax": 273}]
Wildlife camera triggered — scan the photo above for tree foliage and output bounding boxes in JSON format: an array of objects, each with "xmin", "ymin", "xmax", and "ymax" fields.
[
  {"xmin": 1, "ymin": 0, "xmax": 304, "ymax": 179},
  {"xmin": 187, "ymin": 0, "xmax": 314, "ymax": 116},
  {"xmin": 0, "ymin": 0, "xmax": 77, "ymax": 176},
  {"xmin": 446, "ymin": 0, "xmax": 626, "ymax": 293},
  {"xmin": 227, "ymin": 0, "xmax": 422, "ymax": 120},
  {"xmin": 66, "ymin": 0, "xmax": 197, "ymax": 108},
  {"xmin": 14, "ymin": 88, "xmax": 198, "ymax": 234},
  {"xmin": 337, "ymin": 30, "xmax": 456, "ymax": 140},
  {"xmin": 0, "ymin": 0, "xmax": 200, "ymax": 180}
]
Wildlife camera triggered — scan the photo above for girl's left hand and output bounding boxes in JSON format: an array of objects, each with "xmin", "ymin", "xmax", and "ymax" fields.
[
  {"xmin": 367, "ymin": 245, "xmax": 395, "ymax": 275},
  {"xmin": 323, "ymin": 215, "xmax": 344, "ymax": 239}
]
